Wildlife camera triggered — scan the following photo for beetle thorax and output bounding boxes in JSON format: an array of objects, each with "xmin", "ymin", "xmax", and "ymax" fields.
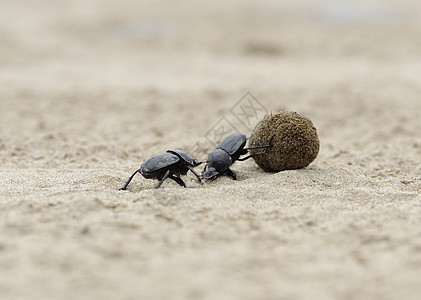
[{"xmin": 207, "ymin": 149, "xmax": 232, "ymax": 172}]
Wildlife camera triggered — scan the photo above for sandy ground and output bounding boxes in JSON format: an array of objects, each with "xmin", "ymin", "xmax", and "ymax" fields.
[{"xmin": 1, "ymin": 0, "xmax": 421, "ymax": 299}]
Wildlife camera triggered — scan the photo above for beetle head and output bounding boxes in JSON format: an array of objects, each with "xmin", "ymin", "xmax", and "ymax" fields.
[{"xmin": 201, "ymin": 165, "xmax": 219, "ymax": 180}]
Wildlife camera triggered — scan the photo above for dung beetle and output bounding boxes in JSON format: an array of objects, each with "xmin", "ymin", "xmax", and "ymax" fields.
[
  {"xmin": 120, "ymin": 149, "xmax": 202, "ymax": 190},
  {"xmin": 202, "ymin": 133, "xmax": 271, "ymax": 180}
]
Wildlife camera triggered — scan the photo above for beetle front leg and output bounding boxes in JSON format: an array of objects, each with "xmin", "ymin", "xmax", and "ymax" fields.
[
  {"xmin": 187, "ymin": 166, "xmax": 202, "ymax": 183},
  {"xmin": 225, "ymin": 168, "xmax": 237, "ymax": 180}
]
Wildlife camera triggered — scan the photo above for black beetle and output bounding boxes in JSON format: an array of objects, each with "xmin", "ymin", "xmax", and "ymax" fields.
[
  {"xmin": 202, "ymin": 133, "xmax": 271, "ymax": 180},
  {"xmin": 120, "ymin": 149, "xmax": 202, "ymax": 190}
]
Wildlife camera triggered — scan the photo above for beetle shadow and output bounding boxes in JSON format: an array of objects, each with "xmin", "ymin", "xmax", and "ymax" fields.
[{"xmin": 153, "ymin": 189, "xmax": 182, "ymax": 206}]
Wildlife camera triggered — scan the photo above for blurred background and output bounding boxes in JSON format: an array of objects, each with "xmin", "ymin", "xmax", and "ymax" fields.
[
  {"xmin": 1, "ymin": 0, "xmax": 420, "ymax": 172},
  {"xmin": 1, "ymin": 0, "xmax": 421, "ymax": 92},
  {"xmin": 1, "ymin": 0, "xmax": 420, "ymax": 169},
  {"xmin": 0, "ymin": 0, "xmax": 421, "ymax": 163}
]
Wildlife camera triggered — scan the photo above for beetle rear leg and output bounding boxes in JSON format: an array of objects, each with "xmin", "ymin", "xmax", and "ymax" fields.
[
  {"xmin": 155, "ymin": 170, "xmax": 171, "ymax": 189},
  {"xmin": 120, "ymin": 168, "xmax": 141, "ymax": 190},
  {"xmin": 170, "ymin": 175, "xmax": 186, "ymax": 187},
  {"xmin": 243, "ymin": 144, "xmax": 270, "ymax": 151},
  {"xmin": 225, "ymin": 168, "xmax": 237, "ymax": 180},
  {"xmin": 243, "ymin": 135, "xmax": 274, "ymax": 151},
  {"xmin": 237, "ymin": 151, "xmax": 267, "ymax": 161}
]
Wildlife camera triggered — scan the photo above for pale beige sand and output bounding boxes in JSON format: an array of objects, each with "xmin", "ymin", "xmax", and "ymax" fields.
[{"xmin": 1, "ymin": 0, "xmax": 420, "ymax": 299}]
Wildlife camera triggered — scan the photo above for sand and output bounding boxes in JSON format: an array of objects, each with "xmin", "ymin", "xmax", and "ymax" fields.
[{"xmin": 1, "ymin": 0, "xmax": 420, "ymax": 299}]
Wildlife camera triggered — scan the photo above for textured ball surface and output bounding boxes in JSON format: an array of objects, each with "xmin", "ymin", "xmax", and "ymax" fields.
[{"xmin": 249, "ymin": 112, "xmax": 319, "ymax": 172}]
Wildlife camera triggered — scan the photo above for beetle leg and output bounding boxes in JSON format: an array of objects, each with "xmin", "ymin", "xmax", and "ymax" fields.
[
  {"xmin": 243, "ymin": 144, "xmax": 270, "ymax": 150},
  {"xmin": 155, "ymin": 170, "xmax": 171, "ymax": 189},
  {"xmin": 187, "ymin": 166, "xmax": 202, "ymax": 183},
  {"xmin": 225, "ymin": 168, "xmax": 237, "ymax": 180},
  {"xmin": 169, "ymin": 175, "xmax": 186, "ymax": 187},
  {"xmin": 243, "ymin": 135, "xmax": 274, "ymax": 151},
  {"xmin": 120, "ymin": 168, "xmax": 141, "ymax": 190},
  {"xmin": 237, "ymin": 151, "xmax": 267, "ymax": 161}
]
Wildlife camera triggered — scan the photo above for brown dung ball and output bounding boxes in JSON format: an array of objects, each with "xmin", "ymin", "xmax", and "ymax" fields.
[{"xmin": 249, "ymin": 112, "xmax": 319, "ymax": 172}]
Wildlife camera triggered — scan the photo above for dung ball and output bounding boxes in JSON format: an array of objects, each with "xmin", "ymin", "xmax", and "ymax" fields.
[{"xmin": 249, "ymin": 112, "xmax": 319, "ymax": 172}]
